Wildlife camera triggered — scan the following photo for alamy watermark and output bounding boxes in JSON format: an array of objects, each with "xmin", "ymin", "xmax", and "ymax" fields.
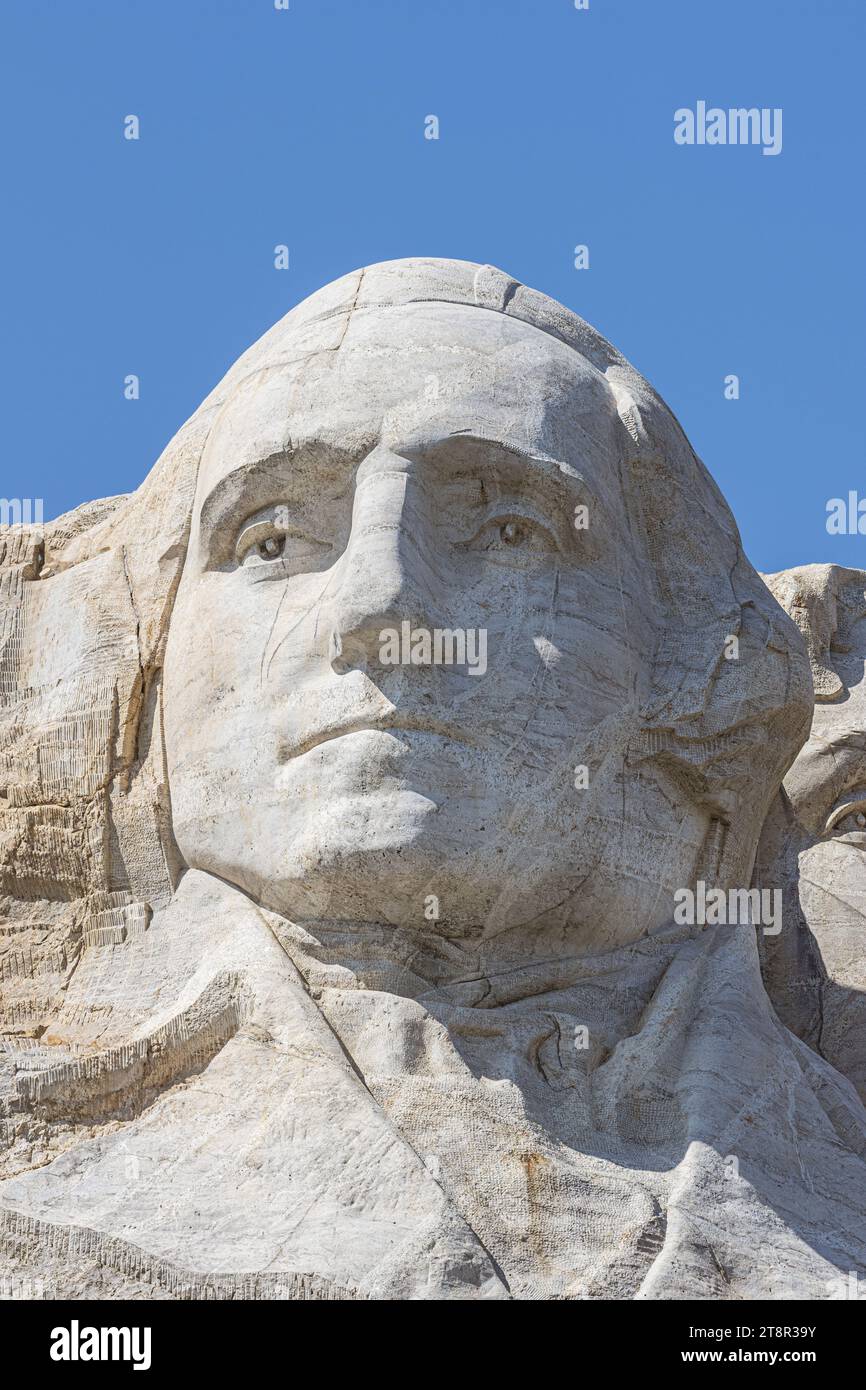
[
  {"xmin": 825, "ymin": 1271, "xmax": 866, "ymax": 1300},
  {"xmin": 673, "ymin": 880, "xmax": 781, "ymax": 935},
  {"xmin": 674, "ymin": 102, "xmax": 782, "ymax": 157},
  {"xmin": 50, "ymin": 1320, "xmax": 151, "ymax": 1370},
  {"xmin": 379, "ymin": 621, "xmax": 487, "ymax": 676},
  {"xmin": 0, "ymin": 1275, "xmax": 45, "ymax": 1299},
  {"xmin": 826, "ymin": 491, "xmax": 866, "ymax": 535},
  {"xmin": 0, "ymin": 497, "xmax": 43, "ymax": 531}
]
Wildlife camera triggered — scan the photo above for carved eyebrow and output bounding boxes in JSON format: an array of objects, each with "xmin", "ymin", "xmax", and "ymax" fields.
[
  {"xmin": 399, "ymin": 432, "xmax": 584, "ymax": 488},
  {"xmin": 197, "ymin": 445, "xmax": 355, "ymax": 551},
  {"xmin": 396, "ymin": 433, "xmax": 600, "ymax": 524},
  {"xmin": 195, "ymin": 431, "xmax": 597, "ymax": 569}
]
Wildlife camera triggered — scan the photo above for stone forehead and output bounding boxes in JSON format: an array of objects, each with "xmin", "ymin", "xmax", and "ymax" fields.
[
  {"xmin": 763, "ymin": 564, "xmax": 866, "ymax": 705},
  {"xmin": 209, "ymin": 259, "xmax": 634, "ymax": 408},
  {"xmin": 201, "ymin": 303, "xmax": 616, "ymax": 472}
]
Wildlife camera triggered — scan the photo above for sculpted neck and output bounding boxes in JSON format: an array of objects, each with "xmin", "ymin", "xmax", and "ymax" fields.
[
  {"xmin": 263, "ymin": 908, "xmax": 701, "ymax": 1008},
  {"xmin": 178, "ymin": 872, "xmax": 749, "ymax": 1009}
]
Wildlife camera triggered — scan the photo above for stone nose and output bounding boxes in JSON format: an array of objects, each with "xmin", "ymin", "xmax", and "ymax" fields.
[{"xmin": 328, "ymin": 451, "xmax": 440, "ymax": 673}]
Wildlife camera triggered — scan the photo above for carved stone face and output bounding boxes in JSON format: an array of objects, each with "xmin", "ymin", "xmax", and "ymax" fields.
[
  {"xmin": 758, "ymin": 567, "xmax": 866, "ymax": 1097},
  {"xmin": 783, "ymin": 613, "xmax": 866, "ymax": 918},
  {"xmin": 163, "ymin": 300, "xmax": 711, "ymax": 939}
]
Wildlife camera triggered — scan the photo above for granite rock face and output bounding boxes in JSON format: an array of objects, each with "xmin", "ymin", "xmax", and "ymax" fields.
[
  {"xmin": 1, "ymin": 260, "xmax": 864, "ymax": 1300},
  {"xmin": 757, "ymin": 565, "xmax": 866, "ymax": 1104}
]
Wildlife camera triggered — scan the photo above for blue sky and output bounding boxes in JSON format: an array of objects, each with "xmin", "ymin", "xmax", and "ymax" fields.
[{"xmin": 2, "ymin": 0, "xmax": 863, "ymax": 572}]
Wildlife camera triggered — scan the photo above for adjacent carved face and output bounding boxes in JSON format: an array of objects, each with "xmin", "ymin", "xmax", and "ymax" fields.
[
  {"xmin": 784, "ymin": 613, "xmax": 866, "ymax": 898},
  {"xmin": 163, "ymin": 300, "xmax": 714, "ymax": 938},
  {"xmin": 758, "ymin": 567, "xmax": 866, "ymax": 1097}
]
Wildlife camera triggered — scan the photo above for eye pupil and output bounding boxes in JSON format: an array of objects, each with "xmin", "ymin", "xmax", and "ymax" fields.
[
  {"xmin": 259, "ymin": 536, "xmax": 284, "ymax": 559},
  {"xmin": 857, "ymin": 813, "xmax": 866, "ymax": 828},
  {"xmin": 500, "ymin": 521, "xmax": 521, "ymax": 545}
]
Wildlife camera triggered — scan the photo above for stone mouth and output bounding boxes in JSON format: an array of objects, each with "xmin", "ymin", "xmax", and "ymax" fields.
[{"xmin": 285, "ymin": 717, "xmax": 474, "ymax": 760}]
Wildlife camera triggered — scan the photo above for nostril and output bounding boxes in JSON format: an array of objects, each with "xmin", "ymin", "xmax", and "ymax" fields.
[
  {"xmin": 329, "ymin": 629, "xmax": 350, "ymax": 674},
  {"xmin": 329, "ymin": 627, "xmax": 367, "ymax": 676}
]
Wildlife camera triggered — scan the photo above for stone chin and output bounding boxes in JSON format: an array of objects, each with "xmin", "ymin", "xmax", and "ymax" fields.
[{"xmin": 166, "ymin": 738, "xmax": 576, "ymax": 932}]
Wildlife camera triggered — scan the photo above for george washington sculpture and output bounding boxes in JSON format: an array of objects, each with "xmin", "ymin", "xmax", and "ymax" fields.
[{"xmin": 1, "ymin": 260, "xmax": 864, "ymax": 1300}]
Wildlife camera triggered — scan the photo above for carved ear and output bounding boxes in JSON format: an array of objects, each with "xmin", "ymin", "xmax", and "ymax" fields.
[{"xmin": 606, "ymin": 372, "xmax": 812, "ymax": 833}]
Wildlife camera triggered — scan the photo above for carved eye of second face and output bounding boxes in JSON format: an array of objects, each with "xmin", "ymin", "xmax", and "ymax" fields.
[
  {"xmin": 499, "ymin": 520, "xmax": 527, "ymax": 546},
  {"xmin": 823, "ymin": 794, "xmax": 866, "ymax": 845},
  {"xmin": 463, "ymin": 510, "xmax": 556, "ymax": 563}
]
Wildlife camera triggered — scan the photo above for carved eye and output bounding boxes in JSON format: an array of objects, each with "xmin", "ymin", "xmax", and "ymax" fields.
[
  {"xmin": 833, "ymin": 810, "xmax": 866, "ymax": 836},
  {"xmin": 464, "ymin": 512, "xmax": 554, "ymax": 561},
  {"xmin": 237, "ymin": 526, "xmax": 287, "ymax": 567},
  {"xmin": 235, "ymin": 514, "xmax": 329, "ymax": 572},
  {"xmin": 824, "ymin": 797, "xmax": 866, "ymax": 843},
  {"xmin": 257, "ymin": 535, "xmax": 285, "ymax": 561},
  {"xmin": 499, "ymin": 520, "xmax": 526, "ymax": 546}
]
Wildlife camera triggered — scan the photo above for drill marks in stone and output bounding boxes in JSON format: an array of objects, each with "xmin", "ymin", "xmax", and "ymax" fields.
[
  {"xmin": 0, "ymin": 1210, "xmax": 364, "ymax": 1300},
  {"xmin": 12, "ymin": 970, "xmax": 251, "ymax": 1123},
  {"xmin": 81, "ymin": 898, "xmax": 151, "ymax": 951}
]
